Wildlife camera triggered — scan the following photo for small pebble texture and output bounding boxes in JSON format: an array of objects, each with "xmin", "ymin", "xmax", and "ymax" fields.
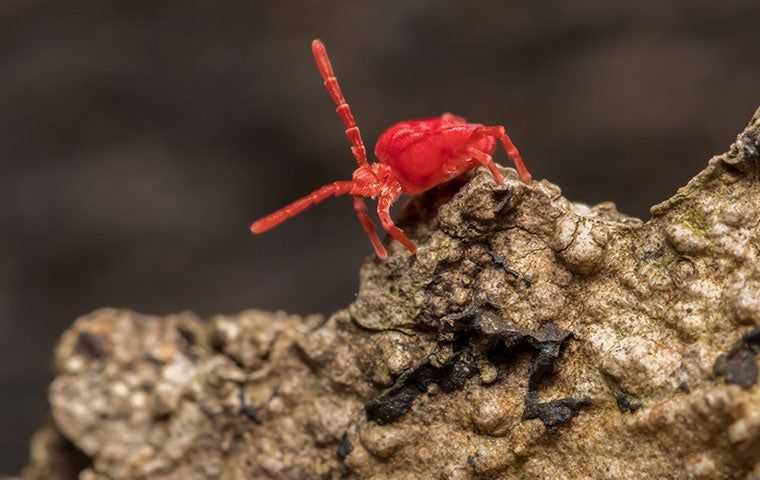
[{"xmin": 3, "ymin": 0, "xmax": 760, "ymax": 474}]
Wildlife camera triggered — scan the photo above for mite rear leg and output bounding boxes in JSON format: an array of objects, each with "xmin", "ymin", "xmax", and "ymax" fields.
[
  {"xmin": 377, "ymin": 186, "xmax": 417, "ymax": 254},
  {"xmin": 476, "ymin": 125, "xmax": 532, "ymax": 182},
  {"xmin": 353, "ymin": 196, "xmax": 387, "ymax": 258}
]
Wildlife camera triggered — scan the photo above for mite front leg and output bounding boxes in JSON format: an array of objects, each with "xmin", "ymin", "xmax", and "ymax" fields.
[
  {"xmin": 377, "ymin": 185, "xmax": 417, "ymax": 254},
  {"xmin": 251, "ymin": 181, "xmax": 355, "ymax": 233},
  {"xmin": 353, "ymin": 196, "xmax": 388, "ymax": 258}
]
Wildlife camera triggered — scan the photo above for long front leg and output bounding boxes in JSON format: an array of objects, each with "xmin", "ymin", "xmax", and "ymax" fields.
[
  {"xmin": 377, "ymin": 184, "xmax": 417, "ymax": 254},
  {"xmin": 352, "ymin": 196, "xmax": 387, "ymax": 258},
  {"xmin": 250, "ymin": 181, "xmax": 355, "ymax": 233}
]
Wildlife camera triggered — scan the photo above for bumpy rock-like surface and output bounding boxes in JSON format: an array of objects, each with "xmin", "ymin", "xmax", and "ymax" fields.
[{"xmin": 23, "ymin": 108, "xmax": 760, "ymax": 479}]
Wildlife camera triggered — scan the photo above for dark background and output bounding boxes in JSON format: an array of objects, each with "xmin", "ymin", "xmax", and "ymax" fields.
[{"xmin": 1, "ymin": 0, "xmax": 758, "ymax": 473}]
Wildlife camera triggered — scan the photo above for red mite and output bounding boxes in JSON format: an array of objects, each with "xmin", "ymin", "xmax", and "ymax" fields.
[{"xmin": 250, "ymin": 39, "xmax": 532, "ymax": 259}]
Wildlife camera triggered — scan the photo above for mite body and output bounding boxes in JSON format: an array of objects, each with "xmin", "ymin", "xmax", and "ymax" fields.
[{"xmin": 251, "ymin": 39, "xmax": 532, "ymax": 258}]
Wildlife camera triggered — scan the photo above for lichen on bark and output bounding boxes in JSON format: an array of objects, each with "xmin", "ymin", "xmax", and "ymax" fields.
[{"xmin": 23, "ymin": 107, "xmax": 760, "ymax": 479}]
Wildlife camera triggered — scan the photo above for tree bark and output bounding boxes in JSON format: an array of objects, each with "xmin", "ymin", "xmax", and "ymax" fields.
[{"xmin": 23, "ymin": 108, "xmax": 760, "ymax": 480}]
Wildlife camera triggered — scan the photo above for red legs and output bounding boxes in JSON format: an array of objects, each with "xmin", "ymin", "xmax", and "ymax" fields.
[
  {"xmin": 250, "ymin": 183, "xmax": 392, "ymax": 258},
  {"xmin": 475, "ymin": 126, "xmax": 532, "ymax": 183},
  {"xmin": 255, "ymin": 41, "xmax": 529, "ymax": 258},
  {"xmin": 352, "ymin": 196, "xmax": 387, "ymax": 258},
  {"xmin": 444, "ymin": 125, "xmax": 531, "ymax": 186},
  {"xmin": 311, "ymin": 39, "xmax": 369, "ymax": 169},
  {"xmin": 250, "ymin": 181, "xmax": 354, "ymax": 234},
  {"xmin": 253, "ymin": 40, "xmax": 389, "ymax": 256},
  {"xmin": 466, "ymin": 147, "xmax": 505, "ymax": 184},
  {"xmin": 311, "ymin": 39, "xmax": 409, "ymax": 257},
  {"xmin": 251, "ymin": 178, "xmax": 417, "ymax": 258},
  {"xmin": 377, "ymin": 184, "xmax": 417, "ymax": 254}
]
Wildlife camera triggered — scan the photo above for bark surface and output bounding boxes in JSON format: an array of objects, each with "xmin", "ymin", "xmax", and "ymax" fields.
[{"xmin": 23, "ymin": 108, "xmax": 760, "ymax": 480}]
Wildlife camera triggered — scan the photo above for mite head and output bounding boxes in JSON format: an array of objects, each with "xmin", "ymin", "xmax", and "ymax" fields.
[{"xmin": 349, "ymin": 163, "xmax": 395, "ymax": 199}]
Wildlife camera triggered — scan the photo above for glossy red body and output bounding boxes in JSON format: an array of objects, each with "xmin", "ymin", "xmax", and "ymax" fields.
[
  {"xmin": 250, "ymin": 39, "xmax": 532, "ymax": 259},
  {"xmin": 375, "ymin": 115, "xmax": 497, "ymax": 194}
]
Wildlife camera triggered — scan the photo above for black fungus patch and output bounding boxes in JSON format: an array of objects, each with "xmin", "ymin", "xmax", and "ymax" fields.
[
  {"xmin": 439, "ymin": 352, "xmax": 479, "ymax": 392},
  {"xmin": 523, "ymin": 323, "xmax": 571, "ymax": 391},
  {"xmin": 336, "ymin": 432, "xmax": 353, "ymax": 461},
  {"xmin": 365, "ymin": 352, "xmax": 479, "ymax": 424},
  {"xmin": 366, "ymin": 302, "xmax": 588, "ymax": 428},
  {"xmin": 458, "ymin": 308, "xmax": 590, "ymax": 429},
  {"xmin": 714, "ymin": 327, "xmax": 760, "ymax": 389},
  {"xmin": 364, "ymin": 362, "xmax": 439, "ymax": 424},
  {"xmin": 519, "ymin": 323, "xmax": 590, "ymax": 429},
  {"xmin": 523, "ymin": 397, "xmax": 590, "ymax": 430}
]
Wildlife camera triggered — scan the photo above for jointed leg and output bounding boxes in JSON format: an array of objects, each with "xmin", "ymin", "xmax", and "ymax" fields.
[
  {"xmin": 311, "ymin": 39, "xmax": 369, "ymax": 168},
  {"xmin": 377, "ymin": 185, "xmax": 417, "ymax": 254},
  {"xmin": 352, "ymin": 196, "xmax": 387, "ymax": 258},
  {"xmin": 250, "ymin": 181, "xmax": 354, "ymax": 233},
  {"xmin": 467, "ymin": 147, "xmax": 505, "ymax": 184},
  {"xmin": 476, "ymin": 126, "xmax": 532, "ymax": 182}
]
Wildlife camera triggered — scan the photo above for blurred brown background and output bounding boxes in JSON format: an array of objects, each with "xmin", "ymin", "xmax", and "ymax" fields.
[{"xmin": 1, "ymin": 0, "xmax": 758, "ymax": 472}]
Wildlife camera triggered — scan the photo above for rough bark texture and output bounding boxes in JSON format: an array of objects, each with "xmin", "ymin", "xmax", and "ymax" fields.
[{"xmin": 23, "ymin": 108, "xmax": 760, "ymax": 479}]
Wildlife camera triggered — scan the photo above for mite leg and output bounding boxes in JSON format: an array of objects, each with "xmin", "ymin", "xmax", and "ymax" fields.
[
  {"xmin": 353, "ymin": 196, "xmax": 387, "ymax": 258},
  {"xmin": 476, "ymin": 126, "xmax": 532, "ymax": 182},
  {"xmin": 440, "ymin": 141, "xmax": 504, "ymax": 185},
  {"xmin": 312, "ymin": 39, "xmax": 369, "ymax": 168},
  {"xmin": 466, "ymin": 147, "xmax": 505, "ymax": 184},
  {"xmin": 250, "ymin": 181, "xmax": 354, "ymax": 234},
  {"xmin": 377, "ymin": 185, "xmax": 417, "ymax": 254}
]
